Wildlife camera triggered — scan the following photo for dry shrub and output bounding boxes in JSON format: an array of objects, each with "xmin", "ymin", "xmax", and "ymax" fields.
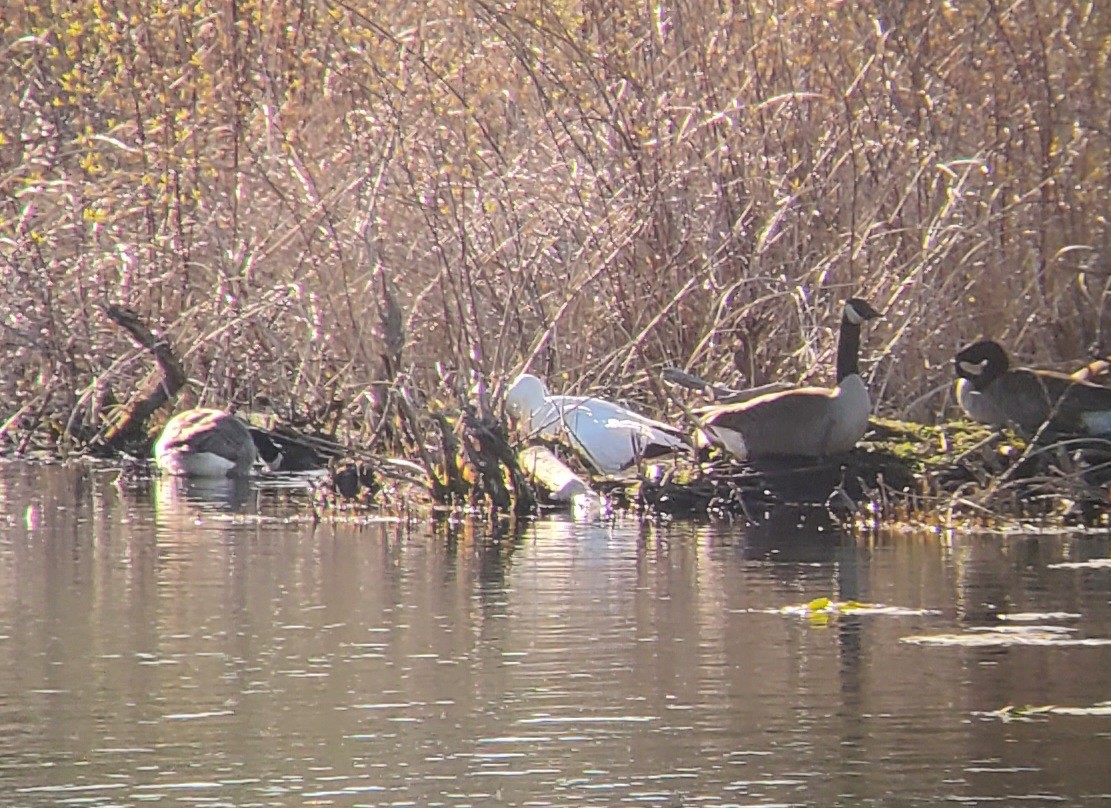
[{"xmin": 0, "ymin": 0, "xmax": 1106, "ymax": 449}]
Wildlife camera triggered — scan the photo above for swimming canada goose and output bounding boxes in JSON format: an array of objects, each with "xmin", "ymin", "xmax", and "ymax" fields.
[
  {"xmin": 153, "ymin": 408, "xmax": 259, "ymax": 478},
  {"xmin": 954, "ymin": 340, "xmax": 1111, "ymax": 438},
  {"xmin": 505, "ymin": 373, "xmax": 690, "ymax": 475},
  {"xmin": 696, "ymin": 298, "xmax": 883, "ymax": 461}
]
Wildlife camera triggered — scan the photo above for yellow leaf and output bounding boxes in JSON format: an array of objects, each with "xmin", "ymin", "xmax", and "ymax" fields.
[{"xmin": 807, "ymin": 597, "xmax": 831, "ymax": 612}]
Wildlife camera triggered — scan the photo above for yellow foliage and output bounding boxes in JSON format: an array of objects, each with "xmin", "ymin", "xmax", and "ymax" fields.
[
  {"xmin": 82, "ymin": 206, "xmax": 108, "ymax": 223},
  {"xmin": 0, "ymin": 0, "xmax": 1105, "ymax": 441}
]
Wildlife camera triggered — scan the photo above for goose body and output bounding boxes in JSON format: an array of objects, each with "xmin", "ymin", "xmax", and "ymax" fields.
[
  {"xmin": 954, "ymin": 377, "xmax": 1009, "ymax": 428},
  {"xmin": 154, "ymin": 408, "xmax": 258, "ymax": 478},
  {"xmin": 697, "ymin": 298, "xmax": 882, "ymax": 461},
  {"xmin": 505, "ymin": 373, "xmax": 690, "ymax": 475},
  {"xmin": 954, "ymin": 340, "xmax": 1111, "ymax": 438}
]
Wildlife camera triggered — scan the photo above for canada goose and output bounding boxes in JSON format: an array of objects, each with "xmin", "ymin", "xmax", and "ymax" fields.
[
  {"xmin": 954, "ymin": 340, "xmax": 1111, "ymax": 438},
  {"xmin": 246, "ymin": 426, "xmax": 327, "ymax": 472},
  {"xmin": 696, "ymin": 298, "xmax": 883, "ymax": 461},
  {"xmin": 154, "ymin": 408, "xmax": 259, "ymax": 478},
  {"xmin": 505, "ymin": 373, "xmax": 690, "ymax": 475}
]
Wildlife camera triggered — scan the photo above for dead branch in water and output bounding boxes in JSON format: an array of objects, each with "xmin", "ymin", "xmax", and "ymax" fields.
[{"xmin": 93, "ymin": 306, "xmax": 188, "ymax": 453}]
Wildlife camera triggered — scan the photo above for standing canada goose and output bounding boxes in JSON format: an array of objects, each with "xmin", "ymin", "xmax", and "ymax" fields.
[
  {"xmin": 696, "ymin": 298, "xmax": 883, "ymax": 461},
  {"xmin": 154, "ymin": 408, "xmax": 259, "ymax": 478},
  {"xmin": 505, "ymin": 373, "xmax": 690, "ymax": 475},
  {"xmin": 954, "ymin": 340, "xmax": 1111, "ymax": 438}
]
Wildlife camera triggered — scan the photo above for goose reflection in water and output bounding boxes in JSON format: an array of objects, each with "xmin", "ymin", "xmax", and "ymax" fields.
[
  {"xmin": 154, "ymin": 474, "xmax": 255, "ymax": 516},
  {"xmin": 736, "ymin": 506, "xmax": 847, "ymax": 563}
]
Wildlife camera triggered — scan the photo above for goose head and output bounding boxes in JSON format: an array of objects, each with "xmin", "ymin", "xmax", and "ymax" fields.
[
  {"xmin": 843, "ymin": 297, "xmax": 883, "ymax": 325},
  {"xmin": 835, "ymin": 297, "xmax": 883, "ymax": 382},
  {"xmin": 954, "ymin": 340, "xmax": 1010, "ymax": 390}
]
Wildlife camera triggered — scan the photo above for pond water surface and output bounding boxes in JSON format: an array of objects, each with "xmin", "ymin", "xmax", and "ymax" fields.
[{"xmin": 0, "ymin": 462, "xmax": 1109, "ymax": 807}]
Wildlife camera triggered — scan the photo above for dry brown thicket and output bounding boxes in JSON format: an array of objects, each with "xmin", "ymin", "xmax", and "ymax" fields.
[{"xmin": 1, "ymin": 0, "xmax": 1107, "ymax": 452}]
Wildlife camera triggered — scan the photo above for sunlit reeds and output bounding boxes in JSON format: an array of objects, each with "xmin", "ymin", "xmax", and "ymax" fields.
[{"xmin": 0, "ymin": 0, "xmax": 1106, "ymax": 456}]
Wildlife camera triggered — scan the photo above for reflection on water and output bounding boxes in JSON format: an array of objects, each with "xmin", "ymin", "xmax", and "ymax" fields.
[
  {"xmin": 154, "ymin": 474, "xmax": 256, "ymax": 511},
  {"xmin": 0, "ymin": 463, "xmax": 1109, "ymax": 806}
]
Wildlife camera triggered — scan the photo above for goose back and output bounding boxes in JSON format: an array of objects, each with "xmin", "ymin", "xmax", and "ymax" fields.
[
  {"xmin": 506, "ymin": 373, "xmax": 689, "ymax": 474},
  {"xmin": 154, "ymin": 408, "xmax": 257, "ymax": 477}
]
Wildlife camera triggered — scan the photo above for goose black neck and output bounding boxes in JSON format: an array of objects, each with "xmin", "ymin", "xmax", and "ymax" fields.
[{"xmin": 836, "ymin": 317, "xmax": 862, "ymax": 382}]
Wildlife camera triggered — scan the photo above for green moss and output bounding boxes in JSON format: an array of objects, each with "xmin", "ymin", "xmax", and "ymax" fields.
[{"xmin": 866, "ymin": 417, "xmax": 1005, "ymax": 466}]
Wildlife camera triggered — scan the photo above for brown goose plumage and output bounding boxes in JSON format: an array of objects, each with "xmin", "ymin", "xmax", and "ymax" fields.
[
  {"xmin": 955, "ymin": 340, "xmax": 1111, "ymax": 438},
  {"xmin": 697, "ymin": 298, "xmax": 882, "ymax": 461},
  {"xmin": 154, "ymin": 408, "xmax": 258, "ymax": 478}
]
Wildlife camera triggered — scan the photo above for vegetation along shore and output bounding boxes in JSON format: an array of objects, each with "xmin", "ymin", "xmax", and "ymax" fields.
[{"xmin": 1, "ymin": 2, "xmax": 1107, "ymax": 525}]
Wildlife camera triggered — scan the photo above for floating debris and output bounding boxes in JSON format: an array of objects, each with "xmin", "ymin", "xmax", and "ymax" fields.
[
  {"xmin": 1048, "ymin": 558, "xmax": 1111, "ymax": 569},
  {"xmin": 979, "ymin": 702, "xmax": 1111, "ymax": 722},
  {"xmin": 760, "ymin": 597, "xmax": 941, "ymax": 618},
  {"xmin": 901, "ymin": 625, "xmax": 1111, "ymax": 647},
  {"xmin": 995, "ymin": 612, "xmax": 1082, "ymax": 622}
]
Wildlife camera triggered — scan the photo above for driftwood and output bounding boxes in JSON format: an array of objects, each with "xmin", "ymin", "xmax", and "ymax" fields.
[
  {"xmin": 1070, "ymin": 355, "xmax": 1111, "ymax": 383},
  {"xmin": 95, "ymin": 306, "xmax": 187, "ymax": 452},
  {"xmin": 661, "ymin": 368, "xmax": 792, "ymax": 404},
  {"xmin": 517, "ymin": 445, "xmax": 591, "ymax": 502},
  {"xmin": 460, "ymin": 407, "xmax": 538, "ymax": 515}
]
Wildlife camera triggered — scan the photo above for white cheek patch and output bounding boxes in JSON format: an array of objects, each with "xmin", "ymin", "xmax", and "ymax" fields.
[
  {"xmin": 842, "ymin": 300, "xmax": 879, "ymax": 325},
  {"xmin": 958, "ymin": 359, "xmax": 986, "ymax": 376}
]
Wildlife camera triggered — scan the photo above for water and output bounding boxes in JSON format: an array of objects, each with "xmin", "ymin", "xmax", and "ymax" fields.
[{"xmin": 0, "ymin": 462, "xmax": 1109, "ymax": 806}]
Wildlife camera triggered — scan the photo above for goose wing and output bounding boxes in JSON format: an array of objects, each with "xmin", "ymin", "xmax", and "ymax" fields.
[
  {"xmin": 698, "ymin": 386, "xmax": 846, "ymax": 458},
  {"xmin": 543, "ymin": 396, "xmax": 688, "ymax": 473},
  {"xmin": 162, "ymin": 410, "xmax": 256, "ymax": 464},
  {"xmin": 157, "ymin": 409, "xmax": 221, "ymax": 450},
  {"xmin": 1003, "ymin": 369, "xmax": 1111, "ymax": 435},
  {"xmin": 551, "ymin": 397, "xmax": 686, "ymax": 442},
  {"xmin": 197, "ymin": 416, "xmax": 257, "ymax": 464},
  {"xmin": 698, "ymin": 385, "xmax": 838, "ymax": 427}
]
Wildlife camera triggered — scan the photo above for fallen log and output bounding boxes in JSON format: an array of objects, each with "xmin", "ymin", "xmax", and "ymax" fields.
[
  {"xmin": 661, "ymin": 367, "xmax": 792, "ymax": 403},
  {"xmin": 518, "ymin": 445, "xmax": 592, "ymax": 502}
]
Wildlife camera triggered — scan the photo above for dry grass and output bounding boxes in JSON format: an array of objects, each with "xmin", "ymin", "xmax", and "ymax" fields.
[{"xmin": 1, "ymin": 0, "xmax": 1107, "ymax": 456}]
